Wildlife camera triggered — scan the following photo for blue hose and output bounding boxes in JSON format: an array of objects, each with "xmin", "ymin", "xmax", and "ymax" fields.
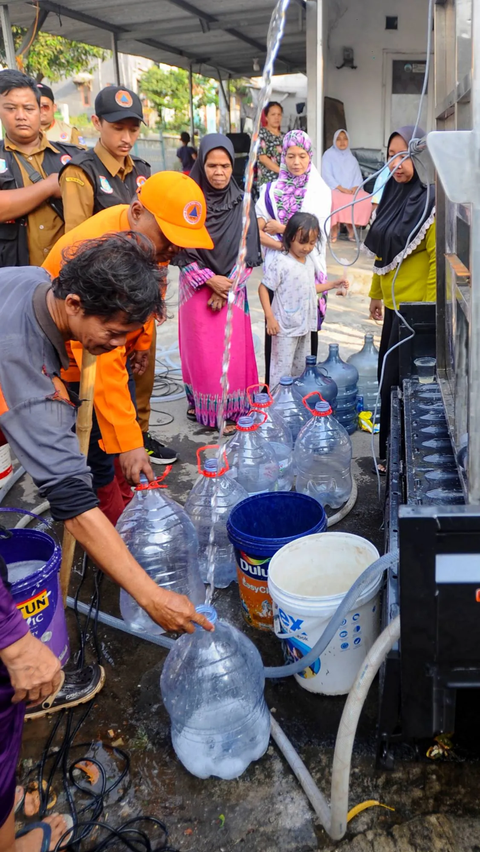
[{"xmin": 263, "ymin": 550, "xmax": 399, "ymax": 678}]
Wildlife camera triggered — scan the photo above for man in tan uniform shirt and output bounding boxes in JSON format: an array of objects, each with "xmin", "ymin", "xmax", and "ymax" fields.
[
  {"xmin": 38, "ymin": 83, "xmax": 81, "ymax": 146},
  {"xmin": 0, "ymin": 70, "xmax": 81, "ymax": 267}
]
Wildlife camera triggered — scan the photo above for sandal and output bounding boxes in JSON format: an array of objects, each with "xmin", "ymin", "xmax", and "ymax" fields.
[
  {"xmin": 372, "ymin": 460, "xmax": 386, "ymax": 476},
  {"xmin": 186, "ymin": 407, "xmax": 197, "ymax": 422},
  {"xmin": 16, "ymin": 815, "xmax": 74, "ymax": 852},
  {"xmin": 222, "ymin": 420, "xmax": 237, "ymax": 437}
]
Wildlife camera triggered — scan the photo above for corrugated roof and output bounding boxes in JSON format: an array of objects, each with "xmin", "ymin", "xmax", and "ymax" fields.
[{"xmin": 8, "ymin": 0, "xmax": 307, "ymax": 77}]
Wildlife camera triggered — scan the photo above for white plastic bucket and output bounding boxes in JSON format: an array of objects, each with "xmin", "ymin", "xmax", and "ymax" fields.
[
  {"xmin": 268, "ymin": 532, "xmax": 381, "ymax": 695},
  {"xmin": 0, "ymin": 442, "xmax": 13, "ymax": 488}
]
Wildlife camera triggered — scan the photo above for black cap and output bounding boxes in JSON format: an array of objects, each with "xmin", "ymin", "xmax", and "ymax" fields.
[
  {"xmin": 37, "ymin": 83, "xmax": 54, "ymax": 102},
  {"xmin": 94, "ymin": 86, "xmax": 144, "ymax": 123}
]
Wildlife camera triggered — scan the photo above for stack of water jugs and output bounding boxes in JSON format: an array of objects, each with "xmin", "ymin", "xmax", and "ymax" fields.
[{"xmin": 116, "ymin": 340, "xmax": 377, "ymax": 782}]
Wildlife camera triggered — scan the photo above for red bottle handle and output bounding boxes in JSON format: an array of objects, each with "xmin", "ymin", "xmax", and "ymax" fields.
[
  {"xmin": 246, "ymin": 383, "xmax": 273, "ymax": 407},
  {"xmin": 196, "ymin": 444, "xmax": 229, "ymax": 477},
  {"xmin": 302, "ymin": 392, "xmax": 332, "ymax": 416},
  {"xmin": 135, "ymin": 465, "xmax": 172, "ymax": 490}
]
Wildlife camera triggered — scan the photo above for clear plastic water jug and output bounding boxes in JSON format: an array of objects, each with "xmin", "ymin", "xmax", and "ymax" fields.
[
  {"xmin": 251, "ymin": 389, "xmax": 294, "ymax": 491},
  {"xmin": 184, "ymin": 448, "xmax": 248, "ymax": 589},
  {"xmin": 318, "ymin": 344, "xmax": 359, "ymax": 434},
  {"xmin": 160, "ymin": 604, "xmax": 271, "ymax": 780},
  {"xmin": 271, "ymin": 377, "xmax": 309, "ymax": 443},
  {"xmin": 117, "ymin": 475, "xmax": 205, "ymax": 634},
  {"xmin": 292, "ymin": 355, "xmax": 338, "ymax": 409},
  {"xmin": 294, "ymin": 396, "xmax": 353, "ymax": 509},
  {"xmin": 347, "ymin": 333, "xmax": 379, "ymax": 420},
  {"xmin": 225, "ymin": 414, "xmax": 279, "ymax": 496}
]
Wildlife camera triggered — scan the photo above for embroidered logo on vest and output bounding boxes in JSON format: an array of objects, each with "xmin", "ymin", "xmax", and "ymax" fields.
[{"xmin": 99, "ymin": 175, "xmax": 114, "ymax": 194}]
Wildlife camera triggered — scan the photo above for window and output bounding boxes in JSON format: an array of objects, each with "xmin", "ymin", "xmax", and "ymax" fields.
[
  {"xmin": 80, "ymin": 85, "xmax": 91, "ymax": 107},
  {"xmin": 386, "ymin": 16, "xmax": 398, "ymax": 30}
]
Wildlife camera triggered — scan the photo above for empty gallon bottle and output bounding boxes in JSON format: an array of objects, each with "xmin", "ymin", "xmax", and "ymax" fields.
[
  {"xmin": 271, "ymin": 377, "xmax": 309, "ymax": 443},
  {"xmin": 117, "ymin": 475, "xmax": 205, "ymax": 635},
  {"xmin": 319, "ymin": 344, "xmax": 359, "ymax": 434},
  {"xmin": 225, "ymin": 414, "xmax": 279, "ymax": 495},
  {"xmin": 161, "ymin": 604, "xmax": 270, "ymax": 780},
  {"xmin": 184, "ymin": 449, "xmax": 248, "ymax": 589},
  {"xmin": 292, "ymin": 355, "xmax": 338, "ymax": 409},
  {"xmin": 294, "ymin": 395, "xmax": 353, "ymax": 509},
  {"xmin": 251, "ymin": 390, "xmax": 294, "ymax": 491},
  {"xmin": 347, "ymin": 333, "xmax": 380, "ymax": 420}
]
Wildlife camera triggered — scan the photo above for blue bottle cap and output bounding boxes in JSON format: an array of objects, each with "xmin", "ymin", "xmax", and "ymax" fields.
[
  {"xmin": 237, "ymin": 415, "xmax": 255, "ymax": 428},
  {"xmin": 279, "ymin": 377, "xmax": 293, "ymax": 385},
  {"xmin": 254, "ymin": 392, "xmax": 270, "ymax": 404},
  {"xmin": 204, "ymin": 459, "xmax": 218, "ymax": 473},
  {"xmin": 315, "ymin": 400, "xmax": 332, "ymax": 415},
  {"xmin": 195, "ymin": 604, "xmax": 218, "ymax": 627},
  {"xmin": 306, "ymin": 355, "xmax": 317, "ymax": 364}
]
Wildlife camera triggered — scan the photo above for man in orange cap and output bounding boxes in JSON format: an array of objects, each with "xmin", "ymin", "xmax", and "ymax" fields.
[{"xmin": 43, "ymin": 171, "xmax": 213, "ymax": 523}]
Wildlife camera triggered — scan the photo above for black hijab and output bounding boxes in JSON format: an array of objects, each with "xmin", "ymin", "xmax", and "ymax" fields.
[
  {"xmin": 173, "ymin": 133, "xmax": 261, "ymax": 275},
  {"xmin": 364, "ymin": 125, "xmax": 435, "ymax": 274}
]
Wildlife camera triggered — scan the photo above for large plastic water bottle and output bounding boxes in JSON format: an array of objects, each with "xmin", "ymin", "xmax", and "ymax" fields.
[
  {"xmin": 184, "ymin": 452, "xmax": 248, "ymax": 588},
  {"xmin": 292, "ymin": 355, "xmax": 338, "ymax": 409},
  {"xmin": 251, "ymin": 391, "xmax": 294, "ymax": 491},
  {"xmin": 271, "ymin": 377, "xmax": 309, "ymax": 443},
  {"xmin": 347, "ymin": 333, "xmax": 380, "ymax": 420},
  {"xmin": 160, "ymin": 604, "xmax": 271, "ymax": 780},
  {"xmin": 117, "ymin": 476, "xmax": 205, "ymax": 634},
  {"xmin": 294, "ymin": 396, "xmax": 353, "ymax": 509},
  {"xmin": 318, "ymin": 344, "xmax": 359, "ymax": 434},
  {"xmin": 225, "ymin": 415, "xmax": 279, "ymax": 495}
]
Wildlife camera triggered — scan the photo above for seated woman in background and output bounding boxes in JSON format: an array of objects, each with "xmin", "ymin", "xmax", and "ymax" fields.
[
  {"xmin": 322, "ymin": 129, "xmax": 372, "ymax": 242},
  {"xmin": 174, "ymin": 133, "xmax": 262, "ymax": 434},
  {"xmin": 364, "ymin": 125, "xmax": 436, "ymax": 473},
  {"xmin": 257, "ymin": 101, "xmax": 285, "ymax": 187}
]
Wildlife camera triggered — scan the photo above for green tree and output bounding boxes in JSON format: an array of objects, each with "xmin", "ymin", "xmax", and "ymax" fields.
[
  {"xmin": 0, "ymin": 28, "xmax": 106, "ymax": 83},
  {"xmin": 139, "ymin": 65, "xmax": 218, "ymax": 132}
]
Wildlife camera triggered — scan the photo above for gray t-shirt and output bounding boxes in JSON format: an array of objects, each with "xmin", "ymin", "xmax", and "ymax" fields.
[{"xmin": 0, "ymin": 266, "xmax": 96, "ymax": 518}]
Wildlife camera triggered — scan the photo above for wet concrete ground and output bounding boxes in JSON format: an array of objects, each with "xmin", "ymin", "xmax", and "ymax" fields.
[{"xmin": 9, "ymin": 243, "xmax": 480, "ymax": 850}]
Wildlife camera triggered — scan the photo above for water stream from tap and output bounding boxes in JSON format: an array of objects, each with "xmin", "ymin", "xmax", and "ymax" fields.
[{"xmin": 204, "ymin": 0, "xmax": 292, "ymax": 605}]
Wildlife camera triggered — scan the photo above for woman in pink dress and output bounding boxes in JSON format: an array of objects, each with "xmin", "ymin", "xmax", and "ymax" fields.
[
  {"xmin": 174, "ymin": 134, "xmax": 262, "ymax": 435},
  {"xmin": 322, "ymin": 129, "xmax": 372, "ymax": 242}
]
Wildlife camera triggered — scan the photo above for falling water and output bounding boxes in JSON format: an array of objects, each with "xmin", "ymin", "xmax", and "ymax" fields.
[{"xmin": 204, "ymin": 0, "xmax": 292, "ymax": 605}]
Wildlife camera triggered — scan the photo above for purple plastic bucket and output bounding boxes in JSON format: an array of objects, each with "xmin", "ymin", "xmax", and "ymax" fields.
[{"xmin": 0, "ymin": 513, "xmax": 70, "ymax": 665}]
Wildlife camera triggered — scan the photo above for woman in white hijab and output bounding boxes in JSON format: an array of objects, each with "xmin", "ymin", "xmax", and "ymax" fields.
[
  {"xmin": 256, "ymin": 129, "xmax": 347, "ymax": 381},
  {"xmin": 322, "ymin": 129, "xmax": 373, "ymax": 242}
]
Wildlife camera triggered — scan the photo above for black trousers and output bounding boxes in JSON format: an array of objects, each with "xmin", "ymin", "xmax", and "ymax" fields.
[{"xmin": 378, "ymin": 307, "xmax": 400, "ymax": 460}]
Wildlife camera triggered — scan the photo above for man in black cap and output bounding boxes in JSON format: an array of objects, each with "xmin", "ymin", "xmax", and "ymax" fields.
[
  {"xmin": 59, "ymin": 85, "xmax": 150, "ymax": 233},
  {"xmin": 37, "ymin": 82, "xmax": 81, "ymax": 145}
]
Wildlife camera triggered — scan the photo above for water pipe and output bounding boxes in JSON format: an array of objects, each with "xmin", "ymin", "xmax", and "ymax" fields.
[
  {"xmin": 66, "ymin": 597, "xmax": 176, "ymax": 651},
  {"xmin": 270, "ymin": 615, "xmax": 401, "ymax": 841},
  {"xmin": 327, "ymin": 478, "xmax": 358, "ymax": 528}
]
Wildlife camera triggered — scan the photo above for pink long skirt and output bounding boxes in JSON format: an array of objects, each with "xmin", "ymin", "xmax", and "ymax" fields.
[
  {"xmin": 178, "ymin": 273, "xmax": 258, "ymax": 428},
  {"xmin": 330, "ymin": 188, "xmax": 372, "ymax": 227}
]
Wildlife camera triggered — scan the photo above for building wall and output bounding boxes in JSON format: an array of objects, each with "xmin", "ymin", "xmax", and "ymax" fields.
[
  {"xmin": 325, "ymin": 0, "xmax": 431, "ymax": 150},
  {"xmin": 51, "ymin": 54, "xmax": 153, "ymax": 124}
]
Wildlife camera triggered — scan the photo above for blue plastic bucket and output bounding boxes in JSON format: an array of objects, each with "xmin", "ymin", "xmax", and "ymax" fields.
[
  {"xmin": 227, "ymin": 492, "xmax": 327, "ymax": 630},
  {"xmin": 0, "ymin": 511, "xmax": 70, "ymax": 665}
]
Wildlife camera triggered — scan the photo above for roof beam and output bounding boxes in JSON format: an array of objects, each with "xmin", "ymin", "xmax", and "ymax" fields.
[
  {"xmin": 33, "ymin": 0, "xmax": 209, "ymax": 63},
  {"xmin": 163, "ymin": 0, "xmax": 295, "ymax": 70}
]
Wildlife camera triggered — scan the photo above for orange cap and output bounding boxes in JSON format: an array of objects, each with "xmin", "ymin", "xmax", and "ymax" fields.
[{"xmin": 137, "ymin": 171, "xmax": 213, "ymax": 250}]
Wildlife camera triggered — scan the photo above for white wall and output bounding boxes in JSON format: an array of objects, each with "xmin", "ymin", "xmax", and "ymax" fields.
[{"xmin": 325, "ymin": 0, "xmax": 430, "ymax": 150}]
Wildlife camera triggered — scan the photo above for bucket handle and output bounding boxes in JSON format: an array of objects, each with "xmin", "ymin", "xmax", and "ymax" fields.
[{"xmin": 0, "ymin": 507, "xmax": 60, "ymax": 545}]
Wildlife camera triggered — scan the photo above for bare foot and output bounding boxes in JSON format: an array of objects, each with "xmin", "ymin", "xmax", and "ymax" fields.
[{"xmin": 16, "ymin": 814, "xmax": 72, "ymax": 852}]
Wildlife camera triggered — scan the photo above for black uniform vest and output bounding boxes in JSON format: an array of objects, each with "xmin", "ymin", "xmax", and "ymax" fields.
[
  {"xmin": 0, "ymin": 139, "xmax": 81, "ymax": 267},
  {"xmin": 59, "ymin": 149, "xmax": 151, "ymax": 214}
]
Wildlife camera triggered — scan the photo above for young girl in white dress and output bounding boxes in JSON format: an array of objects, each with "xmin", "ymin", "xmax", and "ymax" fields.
[{"xmin": 258, "ymin": 212, "xmax": 348, "ymax": 390}]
